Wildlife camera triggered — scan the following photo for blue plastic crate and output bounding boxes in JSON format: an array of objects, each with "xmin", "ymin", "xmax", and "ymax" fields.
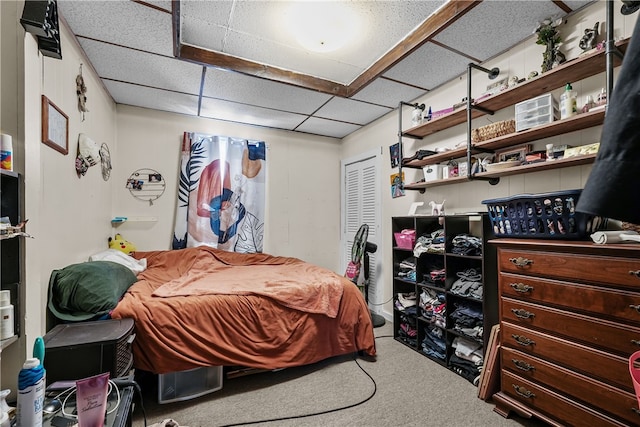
[{"xmin": 482, "ymin": 189, "xmax": 598, "ymax": 239}]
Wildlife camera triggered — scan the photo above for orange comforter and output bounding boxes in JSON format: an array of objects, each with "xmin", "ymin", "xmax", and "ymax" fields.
[{"xmin": 110, "ymin": 246, "xmax": 376, "ymax": 374}]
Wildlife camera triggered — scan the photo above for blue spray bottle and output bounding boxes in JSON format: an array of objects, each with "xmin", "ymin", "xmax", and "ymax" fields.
[{"xmin": 16, "ymin": 337, "xmax": 46, "ymax": 427}]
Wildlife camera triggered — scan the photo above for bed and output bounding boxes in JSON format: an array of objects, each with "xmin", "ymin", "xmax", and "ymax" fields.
[{"xmin": 99, "ymin": 246, "xmax": 377, "ymax": 374}]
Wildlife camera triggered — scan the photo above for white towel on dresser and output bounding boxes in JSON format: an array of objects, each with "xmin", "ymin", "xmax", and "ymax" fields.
[{"xmin": 590, "ymin": 230, "xmax": 640, "ymax": 244}]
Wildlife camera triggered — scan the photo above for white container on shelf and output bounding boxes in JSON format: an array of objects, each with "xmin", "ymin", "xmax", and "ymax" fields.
[
  {"xmin": 515, "ymin": 93, "xmax": 559, "ymax": 132},
  {"xmin": 422, "ymin": 165, "xmax": 444, "ymax": 182},
  {"xmin": 0, "ymin": 134, "xmax": 12, "ymax": 171},
  {"xmin": 0, "ymin": 291, "xmax": 13, "ymax": 340}
]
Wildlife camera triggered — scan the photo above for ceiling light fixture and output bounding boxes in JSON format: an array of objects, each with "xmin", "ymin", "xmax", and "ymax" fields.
[{"xmin": 286, "ymin": 1, "xmax": 361, "ymax": 53}]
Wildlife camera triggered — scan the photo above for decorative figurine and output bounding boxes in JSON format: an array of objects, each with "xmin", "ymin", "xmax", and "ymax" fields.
[
  {"xmin": 509, "ymin": 76, "xmax": 520, "ymax": 87},
  {"xmin": 411, "ymin": 103, "xmax": 425, "ymax": 126},
  {"xmin": 429, "ymin": 200, "xmax": 446, "ymax": 216},
  {"xmin": 76, "ymin": 63, "xmax": 89, "ymax": 121},
  {"xmin": 579, "ymin": 22, "xmax": 599, "ymax": 52},
  {"xmin": 527, "ymin": 71, "xmax": 539, "ymax": 80},
  {"xmin": 596, "ymin": 88, "xmax": 607, "ymax": 106}
]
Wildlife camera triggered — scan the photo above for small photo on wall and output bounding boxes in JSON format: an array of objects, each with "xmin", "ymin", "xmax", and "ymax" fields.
[
  {"xmin": 389, "ymin": 143, "xmax": 400, "ymax": 168},
  {"xmin": 391, "ymin": 172, "xmax": 404, "ymax": 198}
]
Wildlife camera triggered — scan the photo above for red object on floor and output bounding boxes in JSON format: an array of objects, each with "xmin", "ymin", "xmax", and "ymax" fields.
[{"xmin": 629, "ymin": 350, "xmax": 640, "ymax": 409}]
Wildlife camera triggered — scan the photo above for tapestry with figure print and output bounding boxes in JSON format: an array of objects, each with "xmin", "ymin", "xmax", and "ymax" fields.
[{"xmin": 173, "ymin": 132, "xmax": 266, "ymax": 253}]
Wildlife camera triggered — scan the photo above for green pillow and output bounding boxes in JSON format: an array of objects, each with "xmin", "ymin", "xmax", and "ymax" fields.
[{"xmin": 47, "ymin": 261, "xmax": 138, "ymax": 321}]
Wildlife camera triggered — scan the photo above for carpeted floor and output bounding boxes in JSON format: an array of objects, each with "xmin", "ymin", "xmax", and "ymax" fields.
[{"xmin": 131, "ymin": 322, "xmax": 547, "ymax": 427}]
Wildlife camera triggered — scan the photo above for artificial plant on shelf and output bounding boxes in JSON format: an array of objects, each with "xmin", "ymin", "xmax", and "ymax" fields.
[{"xmin": 535, "ymin": 18, "xmax": 566, "ymax": 73}]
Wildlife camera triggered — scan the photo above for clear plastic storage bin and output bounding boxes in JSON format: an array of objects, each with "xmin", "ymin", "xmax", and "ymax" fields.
[
  {"xmin": 515, "ymin": 93, "xmax": 559, "ymax": 132},
  {"xmin": 158, "ymin": 366, "xmax": 223, "ymax": 403}
]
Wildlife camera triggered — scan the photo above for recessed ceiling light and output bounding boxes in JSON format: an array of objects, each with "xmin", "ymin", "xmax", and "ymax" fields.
[{"xmin": 286, "ymin": 1, "xmax": 361, "ymax": 53}]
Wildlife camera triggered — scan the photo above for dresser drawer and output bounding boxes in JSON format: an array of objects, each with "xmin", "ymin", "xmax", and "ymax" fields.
[
  {"xmin": 501, "ymin": 322, "xmax": 632, "ymax": 393},
  {"xmin": 498, "ymin": 248, "xmax": 640, "ymax": 289},
  {"xmin": 500, "ymin": 272, "xmax": 640, "ymax": 326},
  {"xmin": 502, "ymin": 347, "xmax": 640, "ymax": 426},
  {"xmin": 501, "ymin": 370, "xmax": 628, "ymax": 427},
  {"xmin": 501, "ymin": 296, "xmax": 640, "ymax": 355}
]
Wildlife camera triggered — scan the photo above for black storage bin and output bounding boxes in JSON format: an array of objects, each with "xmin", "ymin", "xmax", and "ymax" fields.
[
  {"xmin": 482, "ymin": 189, "xmax": 600, "ymax": 239},
  {"xmin": 43, "ymin": 318, "xmax": 135, "ymax": 383}
]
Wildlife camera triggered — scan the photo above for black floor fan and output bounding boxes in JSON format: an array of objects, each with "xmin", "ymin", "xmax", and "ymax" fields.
[{"xmin": 346, "ymin": 224, "xmax": 386, "ymax": 328}]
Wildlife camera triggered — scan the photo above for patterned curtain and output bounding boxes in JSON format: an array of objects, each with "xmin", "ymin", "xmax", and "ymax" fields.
[{"xmin": 173, "ymin": 132, "xmax": 266, "ymax": 253}]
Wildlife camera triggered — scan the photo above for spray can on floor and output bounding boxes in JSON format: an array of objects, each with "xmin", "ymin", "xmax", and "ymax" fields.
[{"xmin": 17, "ymin": 337, "xmax": 46, "ymax": 427}]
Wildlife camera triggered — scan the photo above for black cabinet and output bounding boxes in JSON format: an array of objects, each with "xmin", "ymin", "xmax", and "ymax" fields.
[
  {"xmin": 392, "ymin": 214, "xmax": 497, "ymax": 383},
  {"xmin": 1, "ymin": 169, "xmax": 21, "ymax": 342}
]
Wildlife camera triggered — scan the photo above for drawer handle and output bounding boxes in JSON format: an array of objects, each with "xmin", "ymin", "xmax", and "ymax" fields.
[
  {"xmin": 509, "ymin": 257, "xmax": 534, "ymax": 268},
  {"xmin": 630, "ymin": 270, "xmax": 640, "ymax": 279},
  {"xmin": 510, "ymin": 283, "xmax": 534, "ymax": 293},
  {"xmin": 511, "ymin": 308, "xmax": 535, "ymax": 320},
  {"xmin": 512, "ymin": 384, "xmax": 536, "ymax": 399},
  {"xmin": 632, "ymin": 408, "xmax": 640, "ymax": 416},
  {"xmin": 512, "ymin": 334, "xmax": 535, "ymax": 346},
  {"xmin": 630, "ymin": 305, "xmax": 640, "ymax": 313},
  {"xmin": 632, "ymin": 340, "xmax": 640, "ymax": 346},
  {"xmin": 512, "ymin": 359, "xmax": 535, "ymax": 372}
]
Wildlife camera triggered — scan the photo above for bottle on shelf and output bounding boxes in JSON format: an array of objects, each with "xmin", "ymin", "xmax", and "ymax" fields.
[
  {"xmin": 0, "ymin": 290, "xmax": 14, "ymax": 340},
  {"xmin": 560, "ymin": 83, "xmax": 578, "ymax": 119},
  {"xmin": 0, "ymin": 134, "xmax": 12, "ymax": 171}
]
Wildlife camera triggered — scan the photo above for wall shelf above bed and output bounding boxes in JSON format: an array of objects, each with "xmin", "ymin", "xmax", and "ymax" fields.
[{"xmin": 111, "ymin": 216, "xmax": 158, "ymax": 225}]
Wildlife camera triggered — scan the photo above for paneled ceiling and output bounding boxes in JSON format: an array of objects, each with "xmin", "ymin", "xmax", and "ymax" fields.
[{"xmin": 57, "ymin": 0, "xmax": 594, "ymax": 139}]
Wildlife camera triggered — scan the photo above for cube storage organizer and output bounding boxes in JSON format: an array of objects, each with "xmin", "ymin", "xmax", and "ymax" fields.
[
  {"xmin": 158, "ymin": 365, "xmax": 223, "ymax": 404},
  {"xmin": 482, "ymin": 189, "xmax": 598, "ymax": 239}
]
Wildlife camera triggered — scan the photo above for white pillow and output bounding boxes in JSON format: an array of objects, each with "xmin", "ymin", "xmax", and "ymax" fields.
[{"xmin": 88, "ymin": 249, "xmax": 147, "ymax": 274}]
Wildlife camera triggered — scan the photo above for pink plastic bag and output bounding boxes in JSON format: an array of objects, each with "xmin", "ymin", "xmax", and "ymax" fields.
[{"xmin": 629, "ymin": 350, "xmax": 640, "ymax": 409}]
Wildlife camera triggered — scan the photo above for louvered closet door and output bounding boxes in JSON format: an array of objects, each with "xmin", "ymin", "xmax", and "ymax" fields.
[{"xmin": 343, "ymin": 154, "xmax": 380, "ymax": 306}]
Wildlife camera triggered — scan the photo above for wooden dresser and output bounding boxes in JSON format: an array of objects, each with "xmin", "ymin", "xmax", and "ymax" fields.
[{"xmin": 491, "ymin": 239, "xmax": 640, "ymax": 427}]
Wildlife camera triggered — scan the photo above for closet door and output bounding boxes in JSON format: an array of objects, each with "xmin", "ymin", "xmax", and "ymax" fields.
[{"xmin": 342, "ymin": 153, "xmax": 381, "ymax": 306}]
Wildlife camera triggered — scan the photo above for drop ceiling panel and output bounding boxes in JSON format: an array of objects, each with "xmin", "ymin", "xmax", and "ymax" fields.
[
  {"xmin": 203, "ymin": 68, "xmax": 332, "ymax": 114},
  {"xmin": 104, "ymin": 81, "xmax": 200, "ymax": 116},
  {"xmin": 200, "ymin": 97, "xmax": 308, "ymax": 130},
  {"xmin": 224, "ymin": 1, "xmax": 445, "ymax": 69},
  {"xmin": 78, "ymin": 39, "xmax": 203, "ymax": 95},
  {"xmin": 221, "ymin": 30, "xmax": 364, "ymax": 84},
  {"xmin": 382, "ymin": 42, "xmax": 472, "ymax": 90},
  {"xmin": 433, "ymin": 1, "xmax": 565, "ymax": 62},
  {"xmin": 180, "ymin": 0, "xmax": 446, "ymax": 84},
  {"xmin": 295, "ymin": 117, "xmax": 361, "ymax": 139},
  {"xmin": 58, "ymin": 0, "xmax": 173, "ymax": 56},
  {"xmin": 351, "ymin": 79, "xmax": 427, "ymax": 108},
  {"xmin": 314, "ymin": 98, "xmax": 392, "ymax": 125},
  {"xmin": 179, "ymin": 1, "xmax": 235, "ymax": 52}
]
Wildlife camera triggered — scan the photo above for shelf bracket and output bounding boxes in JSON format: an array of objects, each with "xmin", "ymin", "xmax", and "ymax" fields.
[{"xmin": 466, "ymin": 63, "xmax": 501, "ymax": 186}]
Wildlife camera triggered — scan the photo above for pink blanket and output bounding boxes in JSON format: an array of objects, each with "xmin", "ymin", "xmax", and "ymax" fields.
[{"xmin": 151, "ymin": 252, "xmax": 344, "ymax": 318}]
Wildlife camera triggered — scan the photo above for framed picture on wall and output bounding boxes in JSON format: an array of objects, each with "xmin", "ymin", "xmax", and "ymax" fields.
[
  {"xmin": 41, "ymin": 95, "xmax": 69, "ymax": 155},
  {"xmin": 496, "ymin": 144, "xmax": 531, "ymax": 163}
]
